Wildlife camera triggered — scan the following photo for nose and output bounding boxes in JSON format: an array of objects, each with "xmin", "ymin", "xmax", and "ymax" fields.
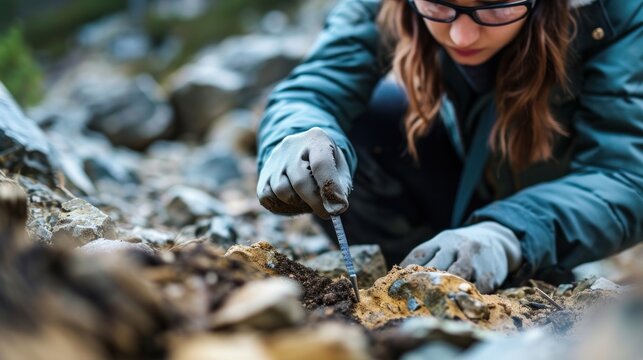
[{"xmin": 449, "ymin": 14, "xmax": 480, "ymax": 47}]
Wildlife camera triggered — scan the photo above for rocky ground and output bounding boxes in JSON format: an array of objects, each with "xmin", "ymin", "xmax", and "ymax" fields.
[{"xmin": 1, "ymin": 2, "xmax": 643, "ymax": 360}]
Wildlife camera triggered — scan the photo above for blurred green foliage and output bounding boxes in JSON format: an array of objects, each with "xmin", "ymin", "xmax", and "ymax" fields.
[
  {"xmin": 0, "ymin": 26, "xmax": 43, "ymax": 106},
  {"xmin": 22, "ymin": 0, "xmax": 127, "ymax": 53}
]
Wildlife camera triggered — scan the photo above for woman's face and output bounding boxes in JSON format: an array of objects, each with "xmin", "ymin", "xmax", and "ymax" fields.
[{"xmin": 423, "ymin": 0, "xmax": 528, "ymax": 65}]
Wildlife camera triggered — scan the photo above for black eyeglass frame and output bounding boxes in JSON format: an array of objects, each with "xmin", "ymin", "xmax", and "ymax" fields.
[{"xmin": 408, "ymin": 0, "xmax": 535, "ymax": 27}]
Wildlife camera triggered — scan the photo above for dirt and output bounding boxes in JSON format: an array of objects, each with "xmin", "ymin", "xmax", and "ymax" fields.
[
  {"xmin": 225, "ymin": 241, "xmax": 357, "ymax": 320},
  {"xmin": 321, "ymin": 179, "xmax": 342, "ymax": 204}
]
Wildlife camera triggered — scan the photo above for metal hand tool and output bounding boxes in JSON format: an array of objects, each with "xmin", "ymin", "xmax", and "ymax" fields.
[{"xmin": 330, "ymin": 215, "xmax": 360, "ymax": 302}]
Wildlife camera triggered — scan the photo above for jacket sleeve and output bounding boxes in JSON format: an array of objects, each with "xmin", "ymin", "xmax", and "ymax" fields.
[
  {"xmin": 470, "ymin": 7, "xmax": 643, "ymax": 278},
  {"xmin": 257, "ymin": 0, "xmax": 384, "ymax": 175}
]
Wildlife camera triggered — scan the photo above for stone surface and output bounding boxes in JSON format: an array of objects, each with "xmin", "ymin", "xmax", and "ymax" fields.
[
  {"xmin": 182, "ymin": 146, "xmax": 242, "ymax": 193},
  {"xmin": 86, "ymin": 74, "xmax": 174, "ymax": 150},
  {"xmin": 79, "ymin": 238, "xmax": 154, "ymax": 256},
  {"xmin": 161, "ymin": 186, "xmax": 228, "ymax": 227},
  {"xmin": 206, "ymin": 109, "xmax": 257, "ymax": 156},
  {"xmin": 194, "ymin": 216, "xmax": 238, "ymax": 249},
  {"xmin": 303, "ymin": 244, "xmax": 387, "ymax": 288},
  {"xmin": 123, "ymin": 227, "xmax": 177, "ymax": 248},
  {"xmin": 169, "ymin": 63, "xmax": 245, "ymax": 138},
  {"xmin": 0, "ymin": 83, "xmax": 58, "ymax": 185},
  {"xmin": 354, "ymin": 265, "xmax": 521, "ymax": 330},
  {"xmin": 209, "ymin": 278, "xmax": 304, "ymax": 330},
  {"xmin": 52, "ymin": 198, "xmax": 117, "ymax": 245},
  {"xmin": 0, "ymin": 177, "xmax": 29, "ymax": 262},
  {"xmin": 171, "ymin": 322, "xmax": 370, "ymax": 360}
]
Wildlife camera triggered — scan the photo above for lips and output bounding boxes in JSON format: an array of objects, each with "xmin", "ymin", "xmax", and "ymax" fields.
[{"xmin": 450, "ymin": 47, "xmax": 484, "ymax": 57}]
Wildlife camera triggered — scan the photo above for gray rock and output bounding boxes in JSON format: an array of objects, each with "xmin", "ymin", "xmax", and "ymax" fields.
[
  {"xmin": 0, "ymin": 83, "xmax": 58, "ymax": 185},
  {"xmin": 210, "ymin": 278, "xmax": 304, "ymax": 330},
  {"xmin": 169, "ymin": 63, "xmax": 245, "ymax": 138},
  {"xmin": 399, "ymin": 317, "xmax": 493, "ymax": 347},
  {"xmin": 214, "ymin": 33, "xmax": 308, "ymax": 90},
  {"xmin": 401, "ymin": 342, "xmax": 462, "ymax": 360},
  {"xmin": 183, "ymin": 146, "xmax": 242, "ymax": 193},
  {"xmin": 194, "ymin": 216, "xmax": 238, "ymax": 249},
  {"xmin": 79, "ymin": 238, "xmax": 154, "ymax": 256},
  {"xmin": 161, "ymin": 186, "xmax": 228, "ymax": 227},
  {"xmin": 459, "ymin": 328, "xmax": 562, "ymax": 360},
  {"xmin": 303, "ymin": 244, "xmax": 387, "ymax": 288},
  {"xmin": 590, "ymin": 278, "xmax": 624, "ymax": 293},
  {"xmin": 85, "ymin": 74, "xmax": 174, "ymax": 150},
  {"xmin": 206, "ymin": 109, "xmax": 257, "ymax": 156},
  {"xmin": 122, "ymin": 227, "xmax": 177, "ymax": 248},
  {"xmin": 52, "ymin": 198, "xmax": 117, "ymax": 245}
]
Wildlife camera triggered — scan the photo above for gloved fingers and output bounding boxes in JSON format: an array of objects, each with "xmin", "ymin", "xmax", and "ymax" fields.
[
  {"xmin": 287, "ymin": 163, "xmax": 329, "ymax": 219},
  {"xmin": 269, "ymin": 172, "xmax": 311, "ymax": 212},
  {"xmin": 471, "ymin": 269, "xmax": 497, "ymax": 294},
  {"xmin": 400, "ymin": 243, "xmax": 440, "ymax": 267},
  {"xmin": 426, "ymin": 248, "xmax": 457, "ymax": 270},
  {"xmin": 308, "ymin": 139, "xmax": 349, "ymax": 215},
  {"xmin": 258, "ymin": 182, "xmax": 302, "ymax": 216},
  {"xmin": 447, "ymin": 255, "xmax": 474, "ymax": 281}
]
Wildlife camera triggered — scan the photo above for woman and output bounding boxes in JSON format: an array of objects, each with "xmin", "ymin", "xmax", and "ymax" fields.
[{"xmin": 256, "ymin": 0, "xmax": 643, "ymax": 293}]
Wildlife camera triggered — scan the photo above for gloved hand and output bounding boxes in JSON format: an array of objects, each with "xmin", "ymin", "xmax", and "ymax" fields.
[
  {"xmin": 400, "ymin": 221, "xmax": 522, "ymax": 293},
  {"xmin": 257, "ymin": 127, "xmax": 352, "ymax": 219}
]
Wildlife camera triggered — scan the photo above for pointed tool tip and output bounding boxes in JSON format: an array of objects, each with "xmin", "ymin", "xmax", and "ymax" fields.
[{"xmin": 350, "ymin": 275, "xmax": 360, "ymax": 303}]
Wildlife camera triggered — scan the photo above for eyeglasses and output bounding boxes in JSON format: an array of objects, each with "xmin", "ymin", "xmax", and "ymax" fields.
[{"xmin": 408, "ymin": 0, "xmax": 535, "ymax": 27}]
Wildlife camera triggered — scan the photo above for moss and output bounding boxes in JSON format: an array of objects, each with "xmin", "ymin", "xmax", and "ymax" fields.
[{"xmin": 0, "ymin": 26, "xmax": 43, "ymax": 106}]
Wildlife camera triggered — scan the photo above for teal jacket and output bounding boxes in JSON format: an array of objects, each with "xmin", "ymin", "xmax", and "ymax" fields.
[{"xmin": 257, "ymin": 0, "xmax": 643, "ymax": 279}]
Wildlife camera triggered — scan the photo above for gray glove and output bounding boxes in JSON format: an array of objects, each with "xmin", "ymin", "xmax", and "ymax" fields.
[
  {"xmin": 400, "ymin": 221, "xmax": 522, "ymax": 293},
  {"xmin": 257, "ymin": 127, "xmax": 352, "ymax": 219}
]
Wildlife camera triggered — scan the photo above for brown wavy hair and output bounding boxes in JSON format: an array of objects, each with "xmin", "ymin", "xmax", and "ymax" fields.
[{"xmin": 378, "ymin": 0, "xmax": 573, "ymax": 170}]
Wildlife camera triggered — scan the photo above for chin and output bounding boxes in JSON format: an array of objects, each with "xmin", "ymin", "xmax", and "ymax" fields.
[{"xmin": 449, "ymin": 52, "xmax": 492, "ymax": 66}]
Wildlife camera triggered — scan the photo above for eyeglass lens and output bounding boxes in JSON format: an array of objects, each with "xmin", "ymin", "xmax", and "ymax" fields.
[{"xmin": 414, "ymin": 1, "xmax": 529, "ymax": 25}]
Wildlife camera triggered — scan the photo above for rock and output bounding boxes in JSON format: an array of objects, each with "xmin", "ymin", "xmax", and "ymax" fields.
[
  {"xmin": 86, "ymin": 74, "xmax": 174, "ymax": 150},
  {"xmin": 161, "ymin": 186, "xmax": 228, "ymax": 227},
  {"xmin": 194, "ymin": 216, "xmax": 238, "ymax": 249},
  {"xmin": 122, "ymin": 227, "xmax": 177, "ymax": 248},
  {"xmin": 171, "ymin": 322, "xmax": 369, "ymax": 360},
  {"xmin": 458, "ymin": 328, "xmax": 563, "ymax": 360},
  {"xmin": 354, "ymin": 265, "xmax": 520, "ymax": 330},
  {"xmin": 79, "ymin": 239, "xmax": 154, "ymax": 256},
  {"xmin": 399, "ymin": 317, "xmax": 493, "ymax": 347},
  {"xmin": 590, "ymin": 278, "xmax": 624, "ymax": 293},
  {"xmin": 453, "ymin": 292, "xmax": 490, "ymax": 320},
  {"xmin": 206, "ymin": 109, "xmax": 257, "ymax": 156},
  {"xmin": 19, "ymin": 176, "xmax": 64, "ymax": 245},
  {"xmin": 182, "ymin": 146, "xmax": 242, "ymax": 193},
  {"xmin": 0, "ymin": 178, "xmax": 29, "ymax": 263},
  {"xmin": 209, "ymin": 278, "xmax": 304, "ymax": 330},
  {"xmin": 0, "ymin": 83, "xmax": 58, "ymax": 185},
  {"xmin": 168, "ymin": 32, "xmax": 310, "ymax": 139},
  {"xmin": 52, "ymin": 198, "xmax": 117, "ymax": 246},
  {"xmin": 169, "ymin": 63, "xmax": 245, "ymax": 138},
  {"xmin": 400, "ymin": 343, "xmax": 461, "ymax": 360},
  {"xmin": 303, "ymin": 244, "xmax": 387, "ymax": 288},
  {"xmin": 214, "ymin": 33, "xmax": 309, "ymax": 91},
  {"xmin": 539, "ymin": 310, "xmax": 576, "ymax": 335},
  {"xmin": 34, "ymin": 104, "xmax": 143, "ymax": 194}
]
